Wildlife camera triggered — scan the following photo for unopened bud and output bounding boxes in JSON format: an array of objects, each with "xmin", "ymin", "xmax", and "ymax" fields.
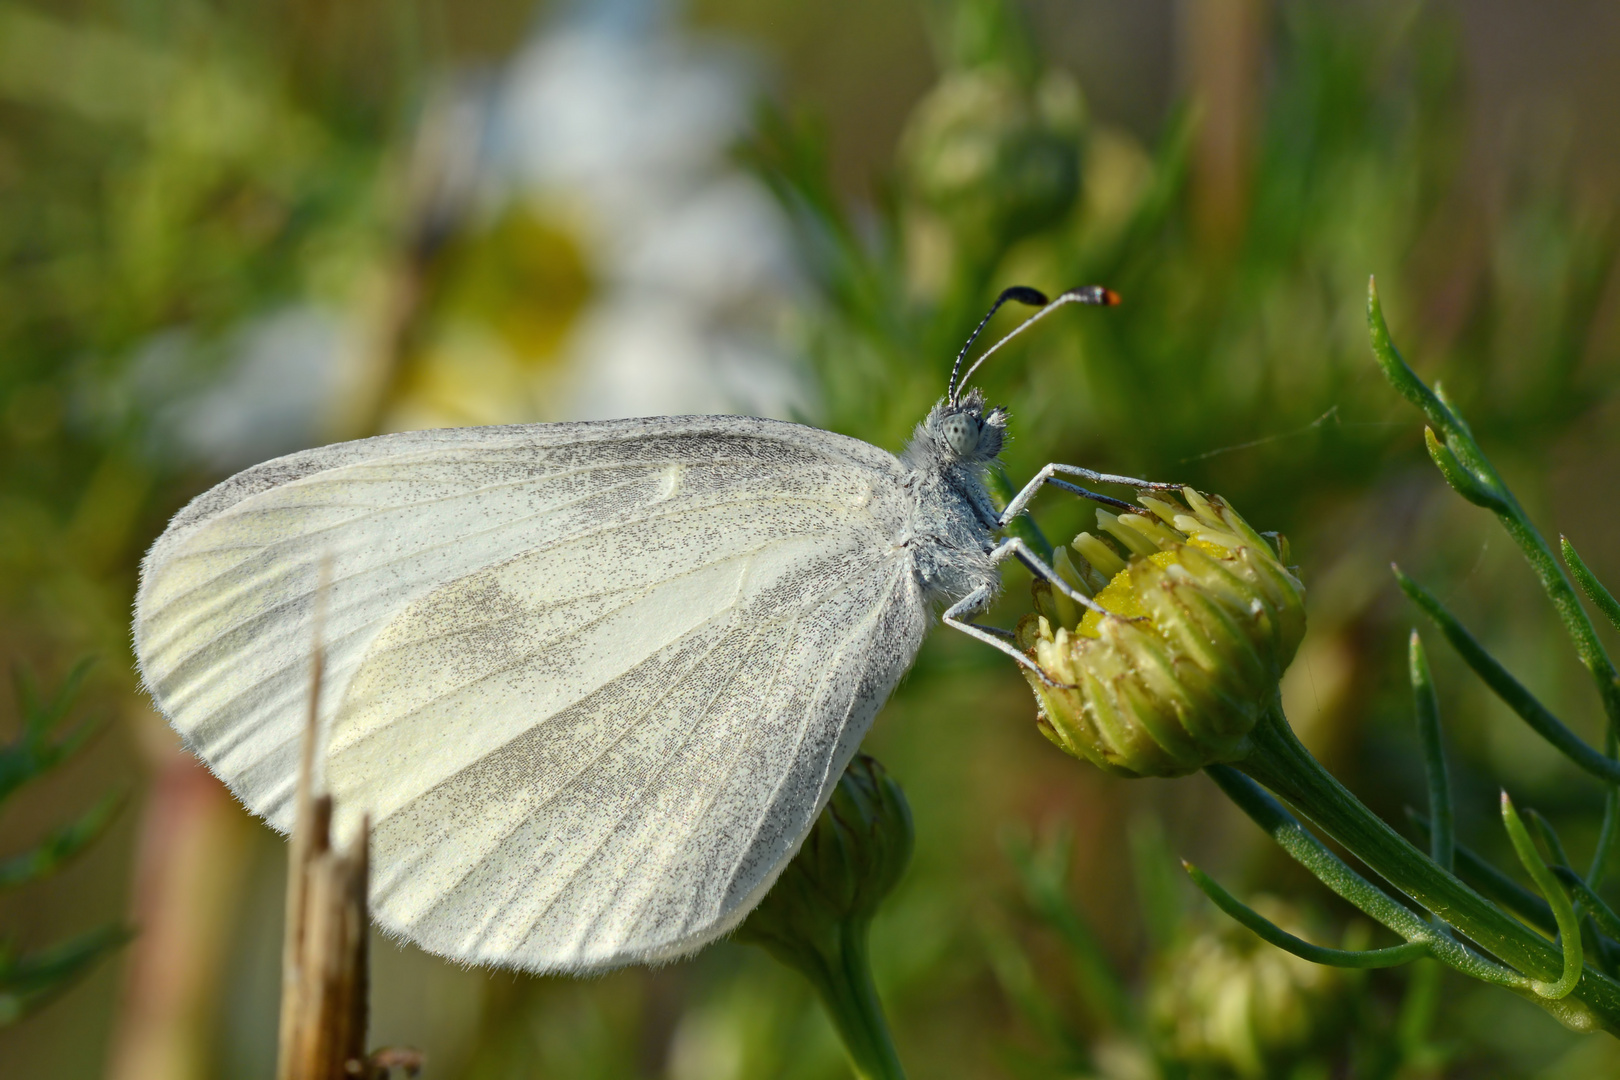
[
  {"xmin": 1016, "ymin": 488, "xmax": 1306, "ymax": 778},
  {"xmin": 899, "ymin": 68, "xmax": 1083, "ymax": 256},
  {"xmin": 738, "ymin": 755, "xmax": 913, "ymax": 959},
  {"xmin": 1150, "ymin": 897, "xmax": 1349, "ymax": 1077},
  {"xmin": 736, "ymin": 755, "xmax": 912, "ymax": 1080}
]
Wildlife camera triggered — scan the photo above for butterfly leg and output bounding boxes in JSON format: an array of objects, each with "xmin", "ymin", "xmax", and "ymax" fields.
[
  {"xmin": 942, "ymin": 584, "xmax": 1074, "ymax": 688},
  {"xmin": 987, "ymin": 537, "xmax": 1117, "ymax": 621},
  {"xmin": 998, "ymin": 463, "xmax": 1182, "ymax": 528},
  {"xmin": 944, "ymin": 536, "xmax": 1130, "ymax": 688}
]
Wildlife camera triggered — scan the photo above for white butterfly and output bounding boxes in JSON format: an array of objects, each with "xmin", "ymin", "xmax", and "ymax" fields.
[{"xmin": 133, "ymin": 285, "xmax": 1171, "ymax": 972}]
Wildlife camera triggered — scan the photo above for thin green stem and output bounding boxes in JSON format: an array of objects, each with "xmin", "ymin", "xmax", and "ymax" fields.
[
  {"xmin": 1370, "ymin": 279, "xmax": 1620, "ymax": 739},
  {"xmin": 1238, "ymin": 708, "xmax": 1542, "ymax": 975},
  {"xmin": 1185, "ymin": 861, "xmax": 1429, "ymax": 968},
  {"xmin": 1409, "ymin": 631, "xmax": 1452, "ymax": 871},
  {"xmin": 1406, "ymin": 809, "xmax": 1556, "ymax": 934},
  {"xmin": 1555, "ymin": 867, "xmax": 1620, "ymax": 943},
  {"xmin": 1233, "ymin": 705, "xmax": 1620, "ymax": 1031},
  {"xmin": 1502, "ymin": 793, "xmax": 1584, "ymax": 1000},
  {"xmin": 1548, "ymin": 865, "xmax": 1620, "ymax": 978},
  {"xmin": 1524, "ymin": 809, "xmax": 1575, "ymax": 870},
  {"xmin": 1519, "ymin": 812, "xmax": 1620, "ymax": 976},
  {"xmin": 1205, "ymin": 765, "xmax": 1525, "ymax": 988},
  {"xmin": 1592, "ymin": 784, "xmax": 1620, "ymax": 891}
]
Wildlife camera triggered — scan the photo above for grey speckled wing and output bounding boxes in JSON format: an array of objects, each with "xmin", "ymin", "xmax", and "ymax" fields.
[{"xmin": 134, "ymin": 416, "xmax": 930, "ymax": 972}]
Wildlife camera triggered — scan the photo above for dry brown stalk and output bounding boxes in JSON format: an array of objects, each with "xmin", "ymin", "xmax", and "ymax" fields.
[{"xmin": 275, "ymin": 584, "xmax": 384, "ymax": 1080}]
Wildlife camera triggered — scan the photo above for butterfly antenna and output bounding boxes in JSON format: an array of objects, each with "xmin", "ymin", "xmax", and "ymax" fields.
[
  {"xmin": 947, "ymin": 286, "xmax": 1049, "ymax": 406},
  {"xmin": 953, "ymin": 285, "xmax": 1120, "ymax": 398}
]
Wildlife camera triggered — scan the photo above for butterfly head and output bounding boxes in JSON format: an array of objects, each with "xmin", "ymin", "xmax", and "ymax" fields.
[{"xmin": 924, "ymin": 389, "xmax": 1007, "ymax": 465}]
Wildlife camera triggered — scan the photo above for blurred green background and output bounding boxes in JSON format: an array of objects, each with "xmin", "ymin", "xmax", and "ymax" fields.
[{"xmin": 2, "ymin": 0, "xmax": 1619, "ymax": 1076}]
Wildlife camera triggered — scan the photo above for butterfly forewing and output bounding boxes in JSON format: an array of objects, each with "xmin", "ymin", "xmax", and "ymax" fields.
[{"xmin": 134, "ymin": 417, "xmax": 928, "ymax": 971}]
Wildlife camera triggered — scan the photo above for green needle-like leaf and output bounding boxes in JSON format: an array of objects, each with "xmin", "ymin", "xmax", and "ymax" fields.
[
  {"xmin": 0, "ymin": 793, "xmax": 124, "ymax": 889},
  {"xmin": 1517, "ymin": 810, "xmax": 1620, "ymax": 972},
  {"xmin": 1185, "ymin": 861, "xmax": 1429, "ymax": 968},
  {"xmin": 1207, "ymin": 765, "xmax": 1527, "ymax": 989},
  {"xmin": 1396, "ymin": 567, "xmax": 1620, "ymax": 784},
  {"xmin": 1501, "ymin": 793, "xmax": 1584, "ymax": 1000},
  {"xmin": 1591, "ymin": 785, "xmax": 1620, "ymax": 893},
  {"xmin": 0, "ymin": 660, "xmax": 100, "ymax": 805},
  {"xmin": 1409, "ymin": 632, "xmax": 1453, "ymax": 871},
  {"xmin": 0, "ymin": 922, "xmax": 131, "ymax": 1026},
  {"xmin": 1367, "ymin": 278, "xmax": 1456, "ymax": 433},
  {"xmin": 1524, "ymin": 809, "xmax": 1575, "ymax": 871},
  {"xmin": 1423, "ymin": 427, "xmax": 1504, "ymax": 511},
  {"xmin": 1564, "ymin": 536, "xmax": 1620, "ymax": 635},
  {"xmin": 1371, "ymin": 282, "xmax": 1620, "ymax": 745}
]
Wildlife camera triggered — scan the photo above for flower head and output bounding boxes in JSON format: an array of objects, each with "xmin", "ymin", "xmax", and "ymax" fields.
[{"xmin": 1016, "ymin": 488, "xmax": 1305, "ymax": 778}]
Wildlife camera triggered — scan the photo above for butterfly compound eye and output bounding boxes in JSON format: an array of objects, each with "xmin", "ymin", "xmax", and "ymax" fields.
[{"xmin": 941, "ymin": 412, "xmax": 982, "ymax": 457}]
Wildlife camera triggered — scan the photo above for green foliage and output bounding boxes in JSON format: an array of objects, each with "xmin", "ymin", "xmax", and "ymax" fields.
[
  {"xmin": 749, "ymin": 0, "xmax": 1615, "ymax": 556},
  {"xmin": 0, "ymin": 0, "xmax": 392, "ymax": 665},
  {"xmin": 0, "ymin": 660, "xmax": 129, "ymax": 1025},
  {"xmin": 745, "ymin": 0, "xmax": 1620, "ymax": 1071},
  {"xmin": 1178, "ymin": 283, "xmax": 1620, "ymax": 1040},
  {"xmin": 988, "ymin": 820, "xmax": 1418, "ymax": 1079}
]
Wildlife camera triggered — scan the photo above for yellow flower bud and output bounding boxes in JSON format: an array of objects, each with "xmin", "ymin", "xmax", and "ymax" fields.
[{"xmin": 1015, "ymin": 488, "xmax": 1305, "ymax": 778}]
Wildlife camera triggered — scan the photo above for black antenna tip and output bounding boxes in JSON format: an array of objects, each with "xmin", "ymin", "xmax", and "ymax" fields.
[{"xmin": 1002, "ymin": 285, "xmax": 1050, "ymax": 307}]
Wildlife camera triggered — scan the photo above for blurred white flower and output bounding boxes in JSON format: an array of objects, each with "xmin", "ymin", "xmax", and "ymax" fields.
[
  {"xmin": 169, "ymin": 307, "xmax": 352, "ymax": 471},
  {"xmin": 94, "ymin": 306, "xmax": 351, "ymax": 473},
  {"xmin": 124, "ymin": 0, "xmax": 806, "ymax": 471},
  {"xmin": 441, "ymin": 0, "xmax": 807, "ymax": 425}
]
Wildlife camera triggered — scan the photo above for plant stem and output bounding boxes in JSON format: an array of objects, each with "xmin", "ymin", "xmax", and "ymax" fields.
[
  {"xmin": 1208, "ymin": 766, "xmax": 1520, "ymax": 987},
  {"xmin": 1369, "ymin": 279, "xmax": 1620, "ymax": 737},
  {"xmin": 793, "ymin": 920, "xmax": 907, "ymax": 1080},
  {"xmin": 1185, "ymin": 861, "xmax": 1429, "ymax": 968},
  {"xmin": 1235, "ymin": 701, "xmax": 1620, "ymax": 1033},
  {"xmin": 1397, "ymin": 571, "xmax": 1620, "ymax": 784}
]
